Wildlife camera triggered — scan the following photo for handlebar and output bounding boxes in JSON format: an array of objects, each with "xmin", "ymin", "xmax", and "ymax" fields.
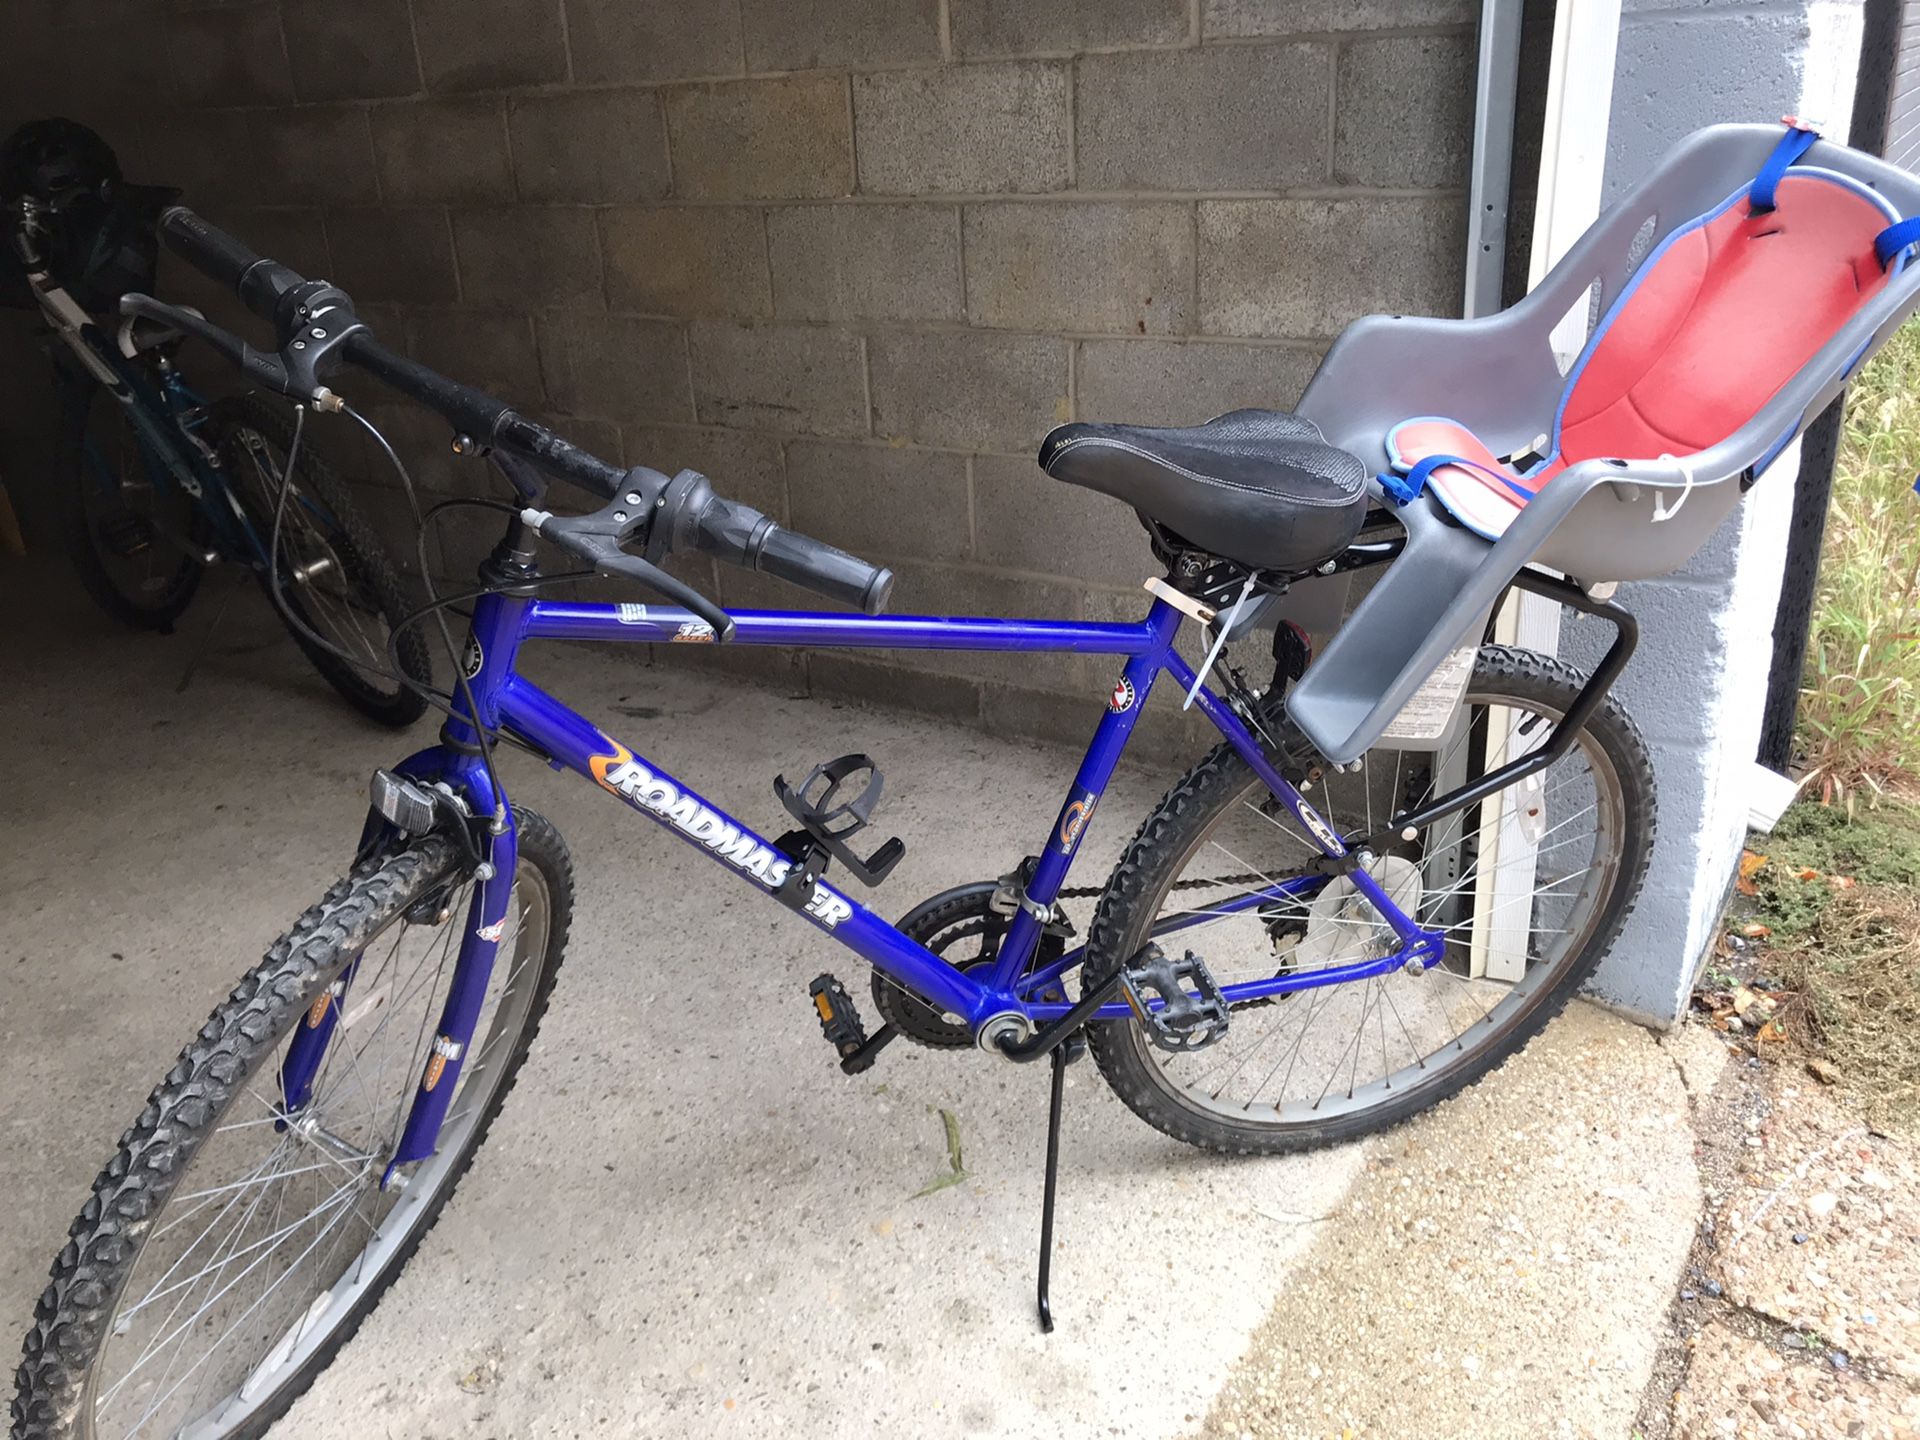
[
  {"xmin": 686, "ymin": 493, "xmax": 894, "ymax": 615},
  {"xmin": 152, "ymin": 205, "xmax": 892, "ymax": 621}
]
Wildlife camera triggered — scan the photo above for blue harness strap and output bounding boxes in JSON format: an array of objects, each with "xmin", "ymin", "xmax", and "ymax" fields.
[
  {"xmin": 1377, "ymin": 452, "xmax": 1533, "ymax": 506},
  {"xmin": 1875, "ymin": 215, "xmax": 1920, "ymax": 269},
  {"xmin": 1749, "ymin": 121, "xmax": 1819, "ymax": 213}
]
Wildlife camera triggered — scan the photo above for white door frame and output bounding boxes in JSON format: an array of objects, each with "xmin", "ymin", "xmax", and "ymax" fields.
[{"xmin": 1471, "ymin": 0, "xmax": 1621, "ymax": 980}]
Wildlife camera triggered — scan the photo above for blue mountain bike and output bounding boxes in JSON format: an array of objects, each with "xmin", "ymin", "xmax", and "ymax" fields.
[
  {"xmin": 12, "ymin": 209, "xmax": 1653, "ymax": 1439},
  {"xmin": 2, "ymin": 121, "xmax": 429, "ymax": 726}
]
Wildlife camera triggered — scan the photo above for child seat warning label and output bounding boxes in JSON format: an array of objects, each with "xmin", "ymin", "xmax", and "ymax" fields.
[{"xmin": 1381, "ymin": 646, "xmax": 1475, "ymax": 743}]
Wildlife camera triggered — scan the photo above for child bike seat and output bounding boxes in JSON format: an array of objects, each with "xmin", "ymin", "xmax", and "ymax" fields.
[
  {"xmin": 1383, "ymin": 122, "xmax": 1912, "ymax": 540},
  {"xmin": 1039, "ymin": 408, "xmax": 1368, "ymax": 571},
  {"xmin": 1277, "ymin": 121, "xmax": 1920, "ymax": 765}
]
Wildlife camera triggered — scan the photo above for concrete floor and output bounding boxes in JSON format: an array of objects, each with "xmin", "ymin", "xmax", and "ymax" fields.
[{"xmin": 2, "ymin": 558, "xmax": 1703, "ymax": 1438}]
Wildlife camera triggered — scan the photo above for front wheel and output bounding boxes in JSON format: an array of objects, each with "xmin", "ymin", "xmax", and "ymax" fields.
[
  {"xmin": 55, "ymin": 378, "xmax": 205, "ymax": 631},
  {"xmin": 12, "ymin": 808, "xmax": 572, "ymax": 1440},
  {"xmin": 1084, "ymin": 645, "xmax": 1655, "ymax": 1155}
]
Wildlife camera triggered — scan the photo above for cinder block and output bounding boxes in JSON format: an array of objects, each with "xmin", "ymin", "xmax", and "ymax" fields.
[
  {"xmin": 347, "ymin": 401, "xmax": 469, "ymax": 495},
  {"xmin": 247, "ymin": 107, "xmax": 380, "ymax": 205},
  {"xmin": 537, "ymin": 312, "xmax": 694, "ymax": 424},
  {"xmin": 602, "ymin": 207, "xmax": 772, "ymax": 318},
  {"xmin": 1606, "ymin": 12, "xmax": 1804, "ymax": 194},
  {"xmin": 281, "ymin": 0, "xmax": 422, "ymax": 103},
  {"xmin": 410, "ymin": 0, "xmax": 568, "ymax": 92},
  {"xmin": 323, "ymin": 208, "xmax": 458, "ymax": 305},
  {"xmin": 168, "ymin": 5, "xmax": 294, "ymax": 107},
  {"xmin": 1076, "ymin": 45, "xmax": 1331, "ymax": 192},
  {"xmin": 664, "ymin": 75, "xmax": 853, "ymax": 201},
  {"xmin": 868, "ymin": 330, "xmax": 1067, "ymax": 452},
  {"xmin": 622, "ymin": 424, "xmax": 788, "ymax": 521},
  {"xmin": 963, "ymin": 202, "xmax": 1194, "ymax": 335},
  {"xmin": 853, "ymin": 63, "xmax": 1068, "ymax": 196},
  {"xmin": 510, "ymin": 90, "xmax": 670, "ymax": 205},
  {"xmin": 1075, "ymin": 339, "xmax": 1320, "ymax": 423},
  {"xmin": 740, "ymin": 0, "xmax": 941, "ymax": 72},
  {"xmin": 973, "ymin": 453, "xmax": 1151, "ymax": 582},
  {"xmin": 1203, "ymin": 0, "xmax": 1476, "ymax": 38},
  {"xmin": 114, "ymin": 111, "xmax": 253, "ymax": 200},
  {"xmin": 1198, "ymin": 197, "xmax": 1465, "ymax": 337},
  {"xmin": 405, "ymin": 308, "xmax": 547, "ymax": 407},
  {"xmin": 87, "ymin": 16, "xmax": 179, "ymax": 101},
  {"xmin": 452, "ymin": 207, "xmax": 602, "ymax": 308},
  {"xmin": 808, "ymin": 654, "xmax": 982, "ymax": 726},
  {"xmin": 564, "ymin": 0, "xmax": 744, "ymax": 84},
  {"xmin": 787, "ymin": 441, "xmax": 970, "ymax": 563},
  {"xmin": 371, "ymin": 99, "xmax": 513, "ymax": 205},
  {"xmin": 767, "ymin": 204, "xmax": 962, "ymax": 323},
  {"xmin": 1334, "ymin": 35, "xmax": 1475, "ymax": 188},
  {"xmin": 950, "ymin": 0, "xmax": 1188, "ymax": 58},
  {"xmin": 688, "ymin": 321, "xmax": 868, "ymax": 436}
]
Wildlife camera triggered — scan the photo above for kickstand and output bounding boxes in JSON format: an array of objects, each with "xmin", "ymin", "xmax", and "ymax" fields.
[
  {"xmin": 175, "ymin": 570, "xmax": 241, "ymax": 694},
  {"xmin": 1036, "ymin": 1039, "xmax": 1073, "ymax": 1333}
]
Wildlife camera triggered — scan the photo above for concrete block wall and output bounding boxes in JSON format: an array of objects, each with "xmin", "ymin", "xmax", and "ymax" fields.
[
  {"xmin": 0, "ymin": 0, "xmax": 1472, "ymax": 758},
  {"xmin": 1567, "ymin": 0, "xmax": 1865, "ymax": 1024}
]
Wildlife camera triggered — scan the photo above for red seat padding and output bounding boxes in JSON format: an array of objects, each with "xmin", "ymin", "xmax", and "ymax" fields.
[
  {"xmin": 1558, "ymin": 173, "xmax": 1895, "ymax": 460},
  {"xmin": 1389, "ymin": 169, "xmax": 1900, "ymax": 538}
]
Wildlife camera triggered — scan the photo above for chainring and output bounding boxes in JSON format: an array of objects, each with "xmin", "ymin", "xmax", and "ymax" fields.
[{"xmin": 874, "ymin": 882, "xmax": 1067, "ymax": 1049}]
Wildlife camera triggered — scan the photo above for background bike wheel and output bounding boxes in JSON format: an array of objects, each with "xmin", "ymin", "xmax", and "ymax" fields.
[
  {"xmin": 1084, "ymin": 645, "xmax": 1655, "ymax": 1155},
  {"xmin": 12, "ymin": 808, "xmax": 572, "ymax": 1440},
  {"xmin": 55, "ymin": 379, "xmax": 204, "ymax": 631},
  {"xmin": 206, "ymin": 394, "xmax": 431, "ymax": 728}
]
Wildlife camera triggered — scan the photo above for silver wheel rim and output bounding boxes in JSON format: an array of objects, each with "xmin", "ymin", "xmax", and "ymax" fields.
[
  {"xmin": 226, "ymin": 426, "xmax": 399, "ymax": 689},
  {"xmin": 1122, "ymin": 683, "xmax": 1626, "ymax": 1129},
  {"xmin": 86, "ymin": 857, "xmax": 550, "ymax": 1440}
]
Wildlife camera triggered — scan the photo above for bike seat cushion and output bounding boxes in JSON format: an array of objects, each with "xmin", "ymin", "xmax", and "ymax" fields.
[
  {"xmin": 1039, "ymin": 408, "xmax": 1368, "ymax": 571},
  {"xmin": 1386, "ymin": 164, "xmax": 1908, "ymax": 540}
]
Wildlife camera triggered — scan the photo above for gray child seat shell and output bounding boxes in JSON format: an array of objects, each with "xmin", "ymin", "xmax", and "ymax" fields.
[{"xmin": 1281, "ymin": 123, "xmax": 1920, "ymax": 765}]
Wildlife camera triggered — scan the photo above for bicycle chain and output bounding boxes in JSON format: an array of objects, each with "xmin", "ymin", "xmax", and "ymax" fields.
[{"xmin": 1055, "ymin": 868, "xmax": 1293, "ymax": 901}]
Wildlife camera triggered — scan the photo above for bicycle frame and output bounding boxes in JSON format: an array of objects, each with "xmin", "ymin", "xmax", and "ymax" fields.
[
  {"xmin": 311, "ymin": 583, "xmax": 1448, "ymax": 1179},
  {"xmin": 32, "ymin": 270, "xmax": 287, "ymax": 568}
]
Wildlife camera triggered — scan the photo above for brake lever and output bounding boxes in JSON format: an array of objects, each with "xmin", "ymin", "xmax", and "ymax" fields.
[
  {"xmin": 120, "ymin": 293, "xmax": 293, "ymax": 397},
  {"xmin": 521, "ymin": 503, "xmax": 736, "ymax": 643},
  {"xmin": 121, "ymin": 287, "xmax": 363, "ymax": 413}
]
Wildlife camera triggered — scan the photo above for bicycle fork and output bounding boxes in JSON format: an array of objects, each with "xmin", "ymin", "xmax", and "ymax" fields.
[{"xmin": 276, "ymin": 808, "xmax": 520, "ymax": 1191}]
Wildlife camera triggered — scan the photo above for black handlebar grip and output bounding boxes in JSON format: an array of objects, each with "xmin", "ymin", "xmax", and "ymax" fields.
[
  {"xmin": 755, "ymin": 522, "xmax": 894, "ymax": 615},
  {"xmin": 691, "ymin": 495, "xmax": 891, "ymax": 614},
  {"xmin": 158, "ymin": 206, "xmax": 306, "ymax": 321}
]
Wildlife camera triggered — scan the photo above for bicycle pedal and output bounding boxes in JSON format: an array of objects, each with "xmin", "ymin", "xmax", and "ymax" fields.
[
  {"xmin": 1119, "ymin": 945, "xmax": 1230, "ymax": 1053},
  {"xmin": 808, "ymin": 974, "xmax": 873, "ymax": 1067}
]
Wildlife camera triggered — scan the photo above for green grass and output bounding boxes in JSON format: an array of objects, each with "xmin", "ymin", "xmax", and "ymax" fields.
[
  {"xmin": 1748, "ymin": 798, "xmax": 1920, "ymax": 1129},
  {"xmin": 1750, "ymin": 798, "xmax": 1920, "ymax": 941},
  {"xmin": 1798, "ymin": 318, "xmax": 1920, "ymax": 797}
]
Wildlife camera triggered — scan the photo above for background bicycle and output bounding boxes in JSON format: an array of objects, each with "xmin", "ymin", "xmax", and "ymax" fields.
[{"xmin": 0, "ymin": 120, "xmax": 429, "ymax": 727}]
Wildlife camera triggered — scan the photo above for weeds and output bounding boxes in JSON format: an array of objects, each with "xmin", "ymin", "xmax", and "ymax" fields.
[
  {"xmin": 1798, "ymin": 318, "xmax": 1920, "ymax": 797},
  {"xmin": 1745, "ymin": 799, "xmax": 1920, "ymax": 1130}
]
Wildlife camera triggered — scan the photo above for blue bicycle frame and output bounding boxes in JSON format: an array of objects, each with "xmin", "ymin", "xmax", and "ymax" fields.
[
  {"xmin": 288, "ymin": 587, "xmax": 1446, "ymax": 1177},
  {"xmin": 46, "ymin": 280, "xmax": 321, "ymax": 571}
]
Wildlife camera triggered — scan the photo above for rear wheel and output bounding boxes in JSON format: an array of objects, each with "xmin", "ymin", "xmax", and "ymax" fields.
[
  {"xmin": 206, "ymin": 395, "xmax": 431, "ymax": 728},
  {"xmin": 56, "ymin": 379, "xmax": 204, "ymax": 631},
  {"xmin": 11, "ymin": 809, "xmax": 572, "ymax": 1440},
  {"xmin": 1084, "ymin": 646, "xmax": 1654, "ymax": 1154}
]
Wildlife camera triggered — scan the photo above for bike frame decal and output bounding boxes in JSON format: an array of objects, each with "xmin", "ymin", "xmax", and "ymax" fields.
[{"xmin": 361, "ymin": 587, "xmax": 1445, "ymax": 1171}]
